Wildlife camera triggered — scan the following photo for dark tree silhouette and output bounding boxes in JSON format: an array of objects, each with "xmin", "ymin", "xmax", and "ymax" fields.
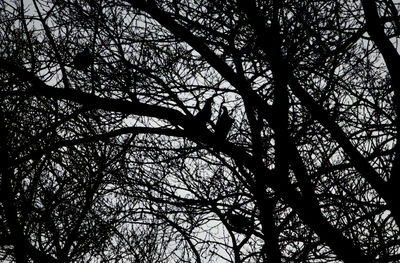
[{"xmin": 1, "ymin": 0, "xmax": 400, "ymax": 262}]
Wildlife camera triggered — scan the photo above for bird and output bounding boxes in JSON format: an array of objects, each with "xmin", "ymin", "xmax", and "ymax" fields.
[
  {"xmin": 225, "ymin": 210, "xmax": 254, "ymax": 234},
  {"xmin": 73, "ymin": 47, "xmax": 94, "ymax": 70},
  {"xmin": 215, "ymin": 106, "xmax": 233, "ymax": 139},
  {"xmin": 194, "ymin": 97, "xmax": 213, "ymax": 125}
]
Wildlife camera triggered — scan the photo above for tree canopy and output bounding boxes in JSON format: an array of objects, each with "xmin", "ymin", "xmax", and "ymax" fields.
[{"xmin": 1, "ymin": 0, "xmax": 400, "ymax": 262}]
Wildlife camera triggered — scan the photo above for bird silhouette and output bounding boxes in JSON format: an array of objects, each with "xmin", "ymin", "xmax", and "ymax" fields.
[
  {"xmin": 215, "ymin": 106, "xmax": 233, "ymax": 139},
  {"xmin": 225, "ymin": 210, "xmax": 254, "ymax": 234},
  {"xmin": 195, "ymin": 97, "xmax": 213, "ymax": 125},
  {"xmin": 73, "ymin": 47, "xmax": 94, "ymax": 70}
]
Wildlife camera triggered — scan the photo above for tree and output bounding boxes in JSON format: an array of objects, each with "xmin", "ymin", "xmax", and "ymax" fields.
[{"xmin": 1, "ymin": 0, "xmax": 400, "ymax": 262}]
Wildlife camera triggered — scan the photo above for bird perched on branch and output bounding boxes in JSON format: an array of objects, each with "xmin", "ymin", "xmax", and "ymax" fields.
[
  {"xmin": 73, "ymin": 47, "xmax": 94, "ymax": 70},
  {"xmin": 215, "ymin": 106, "xmax": 233, "ymax": 139},
  {"xmin": 194, "ymin": 97, "xmax": 214, "ymax": 125},
  {"xmin": 225, "ymin": 209, "xmax": 254, "ymax": 234}
]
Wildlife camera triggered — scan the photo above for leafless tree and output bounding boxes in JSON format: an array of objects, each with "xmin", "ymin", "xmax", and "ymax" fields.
[{"xmin": 1, "ymin": 0, "xmax": 400, "ymax": 262}]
